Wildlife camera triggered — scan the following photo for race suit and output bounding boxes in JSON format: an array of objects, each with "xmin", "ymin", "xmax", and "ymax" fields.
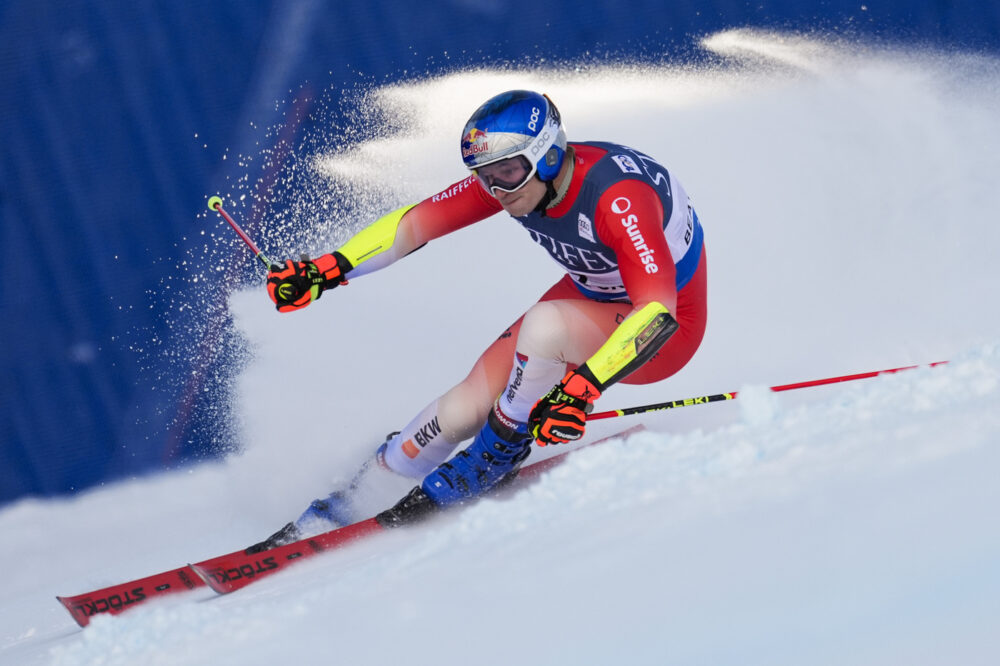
[{"xmin": 335, "ymin": 141, "xmax": 707, "ymax": 477}]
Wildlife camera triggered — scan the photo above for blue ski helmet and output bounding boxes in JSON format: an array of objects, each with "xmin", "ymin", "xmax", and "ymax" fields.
[{"xmin": 460, "ymin": 90, "xmax": 568, "ymax": 186}]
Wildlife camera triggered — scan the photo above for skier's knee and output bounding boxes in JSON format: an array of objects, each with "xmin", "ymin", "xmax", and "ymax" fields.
[{"xmin": 518, "ymin": 301, "xmax": 569, "ymax": 360}]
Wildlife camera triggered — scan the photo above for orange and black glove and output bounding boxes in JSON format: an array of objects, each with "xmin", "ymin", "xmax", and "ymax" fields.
[
  {"xmin": 528, "ymin": 369, "xmax": 603, "ymax": 446},
  {"xmin": 266, "ymin": 252, "xmax": 350, "ymax": 312}
]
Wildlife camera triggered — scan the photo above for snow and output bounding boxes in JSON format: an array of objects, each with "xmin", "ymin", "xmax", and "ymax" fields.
[{"xmin": 3, "ymin": 31, "xmax": 1000, "ymax": 665}]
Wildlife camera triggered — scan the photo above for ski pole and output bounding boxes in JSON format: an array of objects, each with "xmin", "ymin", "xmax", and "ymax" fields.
[
  {"xmin": 589, "ymin": 361, "xmax": 948, "ymax": 421},
  {"xmin": 207, "ymin": 196, "xmax": 274, "ymax": 269}
]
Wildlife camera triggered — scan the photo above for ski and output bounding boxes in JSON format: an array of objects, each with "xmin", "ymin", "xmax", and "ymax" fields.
[
  {"xmin": 193, "ymin": 424, "xmax": 644, "ymax": 595},
  {"xmin": 56, "ymin": 520, "xmax": 383, "ymax": 627},
  {"xmin": 57, "ymin": 565, "xmax": 203, "ymax": 627},
  {"xmin": 189, "ymin": 517, "xmax": 384, "ymax": 594},
  {"xmin": 58, "ymin": 425, "xmax": 643, "ymax": 626}
]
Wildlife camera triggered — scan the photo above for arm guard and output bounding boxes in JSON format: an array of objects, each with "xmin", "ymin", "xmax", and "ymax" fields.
[
  {"xmin": 578, "ymin": 301, "xmax": 679, "ymax": 391},
  {"xmin": 336, "ymin": 204, "xmax": 418, "ymax": 271}
]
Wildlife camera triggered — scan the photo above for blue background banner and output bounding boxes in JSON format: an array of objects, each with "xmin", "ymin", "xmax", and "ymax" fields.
[{"xmin": 1, "ymin": 1, "xmax": 997, "ymax": 504}]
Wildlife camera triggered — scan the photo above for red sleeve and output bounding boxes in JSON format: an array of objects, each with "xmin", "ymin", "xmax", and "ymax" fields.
[
  {"xmin": 594, "ymin": 179, "xmax": 677, "ymax": 313},
  {"xmin": 404, "ymin": 175, "xmax": 503, "ymax": 245}
]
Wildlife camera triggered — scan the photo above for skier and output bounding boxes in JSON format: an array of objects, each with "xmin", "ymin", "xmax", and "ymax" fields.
[{"xmin": 250, "ymin": 90, "xmax": 707, "ymax": 550}]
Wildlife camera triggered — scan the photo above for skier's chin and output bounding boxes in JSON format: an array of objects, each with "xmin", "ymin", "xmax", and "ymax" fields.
[
  {"xmin": 497, "ymin": 192, "xmax": 536, "ymax": 217},
  {"xmin": 495, "ymin": 176, "xmax": 546, "ymax": 217}
]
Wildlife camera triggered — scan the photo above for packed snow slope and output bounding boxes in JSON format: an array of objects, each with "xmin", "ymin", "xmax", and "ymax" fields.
[{"xmin": 3, "ymin": 31, "xmax": 999, "ymax": 666}]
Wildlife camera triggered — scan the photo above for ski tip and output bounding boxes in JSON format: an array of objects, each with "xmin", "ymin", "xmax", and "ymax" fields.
[{"xmin": 55, "ymin": 595, "xmax": 89, "ymax": 628}]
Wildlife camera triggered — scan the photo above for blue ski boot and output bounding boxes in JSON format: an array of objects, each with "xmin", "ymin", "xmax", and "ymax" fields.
[
  {"xmin": 292, "ymin": 434, "xmax": 402, "ymax": 534},
  {"xmin": 421, "ymin": 407, "xmax": 533, "ymax": 507},
  {"xmin": 292, "ymin": 489, "xmax": 355, "ymax": 534},
  {"xmin": 245, "ymin": 433, "xmax": 400, "ymax": 553},
  {"xmin": 246, "ymin": 487, "xmax": 361, "ymax": 554}
]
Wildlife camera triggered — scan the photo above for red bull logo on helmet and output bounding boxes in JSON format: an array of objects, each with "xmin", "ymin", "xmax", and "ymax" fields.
[
  {"xmin": 462, "ymin": 127, "xmax": 489, "ymax": 159},
  {"xmin": 465, "ymin": 127, "xmax": 487, "ymax": 142}
]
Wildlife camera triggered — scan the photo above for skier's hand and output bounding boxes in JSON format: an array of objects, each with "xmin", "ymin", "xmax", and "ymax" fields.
[
  {"xmin": 266, "ymin": 252, "xmax": 350, "ymax": 312},
  {"xmin": 529, "ymin": 370, "xmax": 602, "ymax": 446}
]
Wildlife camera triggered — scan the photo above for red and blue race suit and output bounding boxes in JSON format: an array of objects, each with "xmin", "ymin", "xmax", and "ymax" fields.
[{"xmin": 335, "ymin": 141, "xmax": 708, "ymax": 475}]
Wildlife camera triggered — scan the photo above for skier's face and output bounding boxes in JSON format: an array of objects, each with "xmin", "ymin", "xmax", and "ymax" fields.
[{"xmin": 493, "ymin": 176, "xmax": 546, "ymax": 217}]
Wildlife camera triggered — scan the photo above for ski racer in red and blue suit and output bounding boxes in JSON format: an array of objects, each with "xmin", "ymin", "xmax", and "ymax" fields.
[{"xmin": 253, "ymin": 89, "xmax": 708, "ymax": 545}]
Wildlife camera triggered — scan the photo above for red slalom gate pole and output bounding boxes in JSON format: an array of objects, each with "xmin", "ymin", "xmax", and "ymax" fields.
[
  {"xmin": 207, "ymin": 196, "xmax": 273, "ymax": 269},
  {"xmin": 589, "ymin": 361, "xmax": 949, "ymax": 421}
]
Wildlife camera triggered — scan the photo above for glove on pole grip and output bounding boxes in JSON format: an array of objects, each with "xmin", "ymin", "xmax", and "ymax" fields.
[
  {"xmin": 529, "ymin": 369, "xmax": 603, "ymax": 446},
  {"xmin": 266, "ymin": 252, "xmax": 351, "ymax": 312}
]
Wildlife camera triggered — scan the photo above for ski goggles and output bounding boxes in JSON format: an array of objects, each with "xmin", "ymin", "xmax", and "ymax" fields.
[{"xmin": 474, "ymin": 155, "xmax": 535, "ymax": 195}]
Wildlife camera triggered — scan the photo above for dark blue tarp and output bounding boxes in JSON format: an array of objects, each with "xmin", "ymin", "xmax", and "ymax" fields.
[{"xmin": 2, "ymin": 0, "xmax": 998, "ymax": 504}]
